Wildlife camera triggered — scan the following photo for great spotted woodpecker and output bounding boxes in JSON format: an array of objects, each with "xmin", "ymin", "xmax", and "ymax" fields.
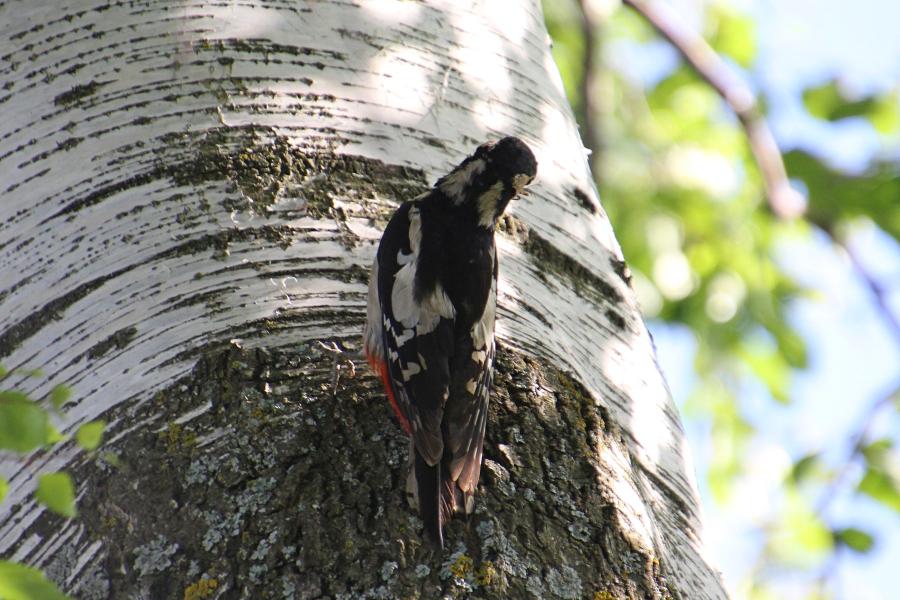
[{"xmin": 363, "ymin": 137, "xmax": 537, "ymax": 548}]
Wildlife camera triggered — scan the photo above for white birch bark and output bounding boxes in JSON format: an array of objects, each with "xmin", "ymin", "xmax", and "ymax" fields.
[{"xmin": 0, "ymin": 1, "xmax": 728, "ymax": 598}]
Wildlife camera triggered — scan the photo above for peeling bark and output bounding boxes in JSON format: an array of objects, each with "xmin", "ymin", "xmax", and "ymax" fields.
[{"xmin": 0, "ymin": 1, "xmax": 727, "ymax": 598}]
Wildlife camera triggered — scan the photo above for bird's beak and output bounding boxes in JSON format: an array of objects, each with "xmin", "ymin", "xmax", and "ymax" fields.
[{"xmin": 511, "ymin": 174, "xmax": 534, "ymax": 198}]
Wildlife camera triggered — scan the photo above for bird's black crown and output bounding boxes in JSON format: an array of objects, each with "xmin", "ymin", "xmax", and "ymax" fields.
[{"xmin": 475, "ymin": 136, "xmax": 538, "ymax": 184}]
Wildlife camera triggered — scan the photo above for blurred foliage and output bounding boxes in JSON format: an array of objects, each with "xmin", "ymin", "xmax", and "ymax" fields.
[
  {"xmin": 0, "ymin": 367, "xmax": 106, "ymax": 600},
  {"xmin": 544, "ymin": 0, "xmax": 900, "ymax": 598},
  {"xmin": 0, "ymin": 562, "xmax": 69, "ymax": 600},
  {"xmin": 803, "ymin": 80, "xmax": 900, "ymax": 134}
]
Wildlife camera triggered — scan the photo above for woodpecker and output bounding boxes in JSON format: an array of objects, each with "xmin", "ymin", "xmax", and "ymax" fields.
[{"xmin": 363, "ymin": 136, "xmax": 537, "ymax": 548}]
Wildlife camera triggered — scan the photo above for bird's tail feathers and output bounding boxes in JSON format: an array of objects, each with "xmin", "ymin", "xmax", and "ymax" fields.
[
  {"xmin": 415, "ymin": 451, "xmax": 443, "ymax": 548},
  {"xmin": 413, "ymin": 451, "xmax": 476, "ymax": 549}
]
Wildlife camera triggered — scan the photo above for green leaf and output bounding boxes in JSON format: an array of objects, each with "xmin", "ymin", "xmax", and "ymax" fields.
[
  {"xmin": 0, "ymin": 560, "xmax": 70, "ymax": 600},
  {"xmin": 0, "ymin": 364, "xmax": 7, "ymax": 377},
  {"xmin": 804, "ymin": 81, "xmax": 852, "ymax": 120},
  {"xmin": 892, "ymin": 389, "xmax": 900, "ymax": 411},
  {"xmin": 48, "ymin": 385, "xmax": 71, "ymax": 411},
  {"xmin": 0, "ymin": 394, "xmax": 50, "ymax": 453},
  {"xmin": 770, "ymin": 491, "xmax": 833, "ymax": 567},
  {"xmin": 834, "ymin": 527, "xmax": 875, "ymax": 553},
  {"xmin": 0, "ymin": 477, "xmax": 7, "ymax": 503},
  {"xmin": 13, "ymin": 368, "xmax": 44, "ymax": 378},
  {"xmin": 35, "ymin": 473, "xmax": 77, "ymax": 518},
  {"xmin": 0, "ymin": 390, "xmax": 30, "ymax": 403},
  {"xmin": 866, "ymin": 91, "xmax": 900, "ymax": 134},
  {"xmin": 858, "ymin": 466, "xmax": 900, "ymax": 512},
  {"xmin": 101, "ymin": 452, "xmax": 121, "ymax": 468},
  {"xmin": 789, "ymin": 453, "xmax": 821, "ymax": 484},
  {"xmin": 803, "ymin": 81, "xmax": 900, "ymax": 133},
  {"xmin": 785, "ymin": 149, "xmax": 900, "ymax": 242},
  {"xmin": 707, "ymin": 6, "xmax": 757, "ymax": 68},
  {"xmin": 740, "ymin": 343, "xmax": 790, "ymax": 403},
  {"xmin": 75, "ymin": 421, "xmax": 106, "ymax": 451},
  {"xmin": 44, "ymin": 423, "xmax": 64, "ymax": 445},
  {"xmin": 860, "ymin": 438, "xmax": 892, "ymax": 463},
  {"xmin": 775, "ymin": 328, "xmax": 807, "ymax": 369}
]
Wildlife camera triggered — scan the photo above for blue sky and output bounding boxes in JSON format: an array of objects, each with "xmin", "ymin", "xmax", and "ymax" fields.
[{"xmin": 648, "ymin": 0, "xmax": 900, "ymax": 598}]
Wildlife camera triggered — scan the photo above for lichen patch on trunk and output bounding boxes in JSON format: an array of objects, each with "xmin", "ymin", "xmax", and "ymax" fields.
[{"xmin": 18, "ymin": 342, "xmax": 675, "ymax": 599}]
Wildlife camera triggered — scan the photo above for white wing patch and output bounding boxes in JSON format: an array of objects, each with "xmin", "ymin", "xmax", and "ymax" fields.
[
  {"xmin": 389, "ymin": 202, "xmax": 456, "ymax": 346},
  {"xmin": 402, "ymin": 362, "xmax": 421, "ymax": 381},
  {"xmin": 363, "ymin": 259, "xmax": 384, "ymax": 361},
  {"xmin": 471, "ymin": 276, "xmax": 496, "ymax": 351},
  {"xmin": 421, "ymin": 283, "xmax": 456, "ymax": 321},
  {"xmin": 390, "ymin": 264, "xmax": 455, "ymax": 334},
  {"xmin": 390, "ymin": 261, "xmax": 421, "ymax": 329}
]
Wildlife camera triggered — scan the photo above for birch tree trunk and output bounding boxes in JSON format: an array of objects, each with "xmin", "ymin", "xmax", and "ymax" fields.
[{"xmin": 0, "ymin": 1, "xmax": 728, "ymax": 598}]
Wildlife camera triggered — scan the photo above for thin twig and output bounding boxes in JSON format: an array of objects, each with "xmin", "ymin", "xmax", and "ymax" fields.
[
  {"xmin": 815, "ymin": 381, "xmax": 900, "ymax": 517},
  {"xmin": 842, "ymin": 240, "xmax": 900, "ymax": 344},
  {"xmin": 577, "ymin": 0, "xmax": 602, "ymax": 175},
  {"xmin": 811, "ymin": 237, "xmax": 900, "ymax": 516},
  {"xmin": 621, "ymin": 0, "xmax": 804, "ymax": 219}
]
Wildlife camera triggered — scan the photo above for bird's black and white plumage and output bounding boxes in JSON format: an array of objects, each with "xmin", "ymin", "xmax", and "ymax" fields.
[{"xmin": 363, "ymin": 136, "xmax": 537, "ymax": 548}]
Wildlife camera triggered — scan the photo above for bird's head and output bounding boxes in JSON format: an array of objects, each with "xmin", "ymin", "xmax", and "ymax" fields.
[{"xmin": 436, "ymin": 136, "xmax": 537, "ymax": 228}]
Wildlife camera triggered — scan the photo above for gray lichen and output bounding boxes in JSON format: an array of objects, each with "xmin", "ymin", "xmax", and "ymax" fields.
[
  {"xmin": 379, "ymin": 560, "xmax": 398, "ymax": 582},
  {"xmin": 133, "ymin": 534, "xmax": 179, "ymax": 576},
  {"xmin": 546, "ymin": 565, "xmax": 583, "ymax": 599}
]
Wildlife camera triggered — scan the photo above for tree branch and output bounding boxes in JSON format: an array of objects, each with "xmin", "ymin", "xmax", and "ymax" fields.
[
  {"xmin": 815, "ymin": 380, "xmax": 900, "ymax": 517},
  {"xmin": 621, "ymin": 0, "xmax": 804, "ymax": 219},
  {"xmin": 577, "ymin": 0, "xmax": 602, "ymax": 176},
  {"xmin": 842, "ymin": 239, "xmax": 900, "ymax": 344},
  {"xmin": 621, "ymin": 0, "xmax": 900, "ymax": 348}
]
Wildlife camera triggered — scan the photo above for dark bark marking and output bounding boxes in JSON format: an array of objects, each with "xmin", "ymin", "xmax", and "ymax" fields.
[
  {"xmin": 53, "ymin": 80, "xmax": 107, "ymax": 106},
  {"xmin": 87, "ymin": 326, "xmax": 138, "ymax": 359},
  {"xmin": 523, "ymin": 231, "xmax": 624, "ymax": 304},
  {"xmin": 572, "ymin": 186, "xmax": 598, "ymax": 214}
]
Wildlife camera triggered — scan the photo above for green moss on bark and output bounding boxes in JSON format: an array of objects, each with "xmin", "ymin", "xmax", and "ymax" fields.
[{"xmin": 159, "ymin": 127, "xmax": 427, "ymax": 218}]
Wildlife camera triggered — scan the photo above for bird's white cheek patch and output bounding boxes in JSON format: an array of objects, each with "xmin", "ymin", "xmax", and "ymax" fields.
[
  {"xmin": 477, "ymin": 181, "xmax": 504, "ymax": 228},
  {"xmin": 440, "ymin": 158, "xmax": 486, "ymax": 202}
]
